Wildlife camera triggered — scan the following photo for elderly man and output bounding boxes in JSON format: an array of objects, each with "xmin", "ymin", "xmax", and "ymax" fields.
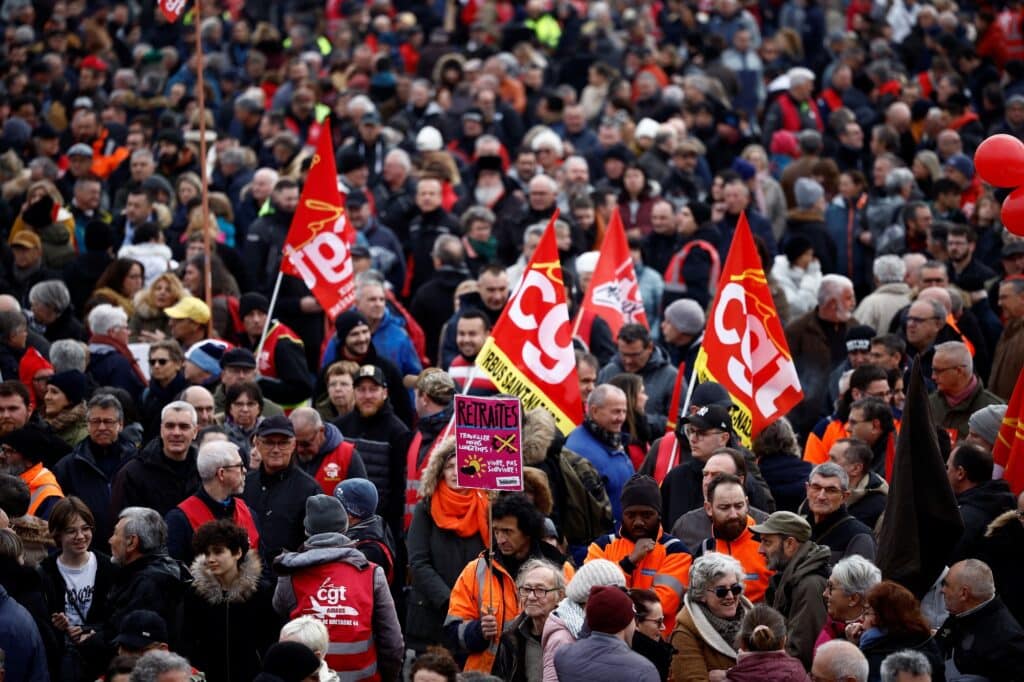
[
  {"xmin": 87, "ymin": 303, "xmax": 146, "ymax": 402},
  {"xmin": 879, "ymin": 650, "xmax": 933, "ymax": 682},
  {"xmin": 492, "ymin": 559, "xmax": 567, "ymax": 681},
  {"xmin": 762, "ymin": 67, "xmax": 823, "ymax": 146},
  {"xmin": 945, "ymin": 443, "xmax": 1015, "ymax": 563},
  {"xmin": 597, "ymin": 324, "xmax": 678, "ymax": 433},
  {"xmin": 243, "ymin": 415, "xmax": 321, "ymax": 562},
  {"xmin": 181, "ymin": 385, "xmax": 217, "ymax": 429},
  {"xmin": 936, "ymin": 559, "xmax": 1024, "ymax": 677},
  {"xmin": 785, "ymin": 274, "xmax": 858, "ymax": 435},
  {"xmin": 928, "ymin": 341, "xmax": 1003, "ymax": 441},
  {"xmin": 829, "ymin": 438, "xmax": 888, "ymax": 529},
  {"xmin": 164, "ymin": 440, "xmax": 260, "ymax": 563},
  {"xmin": 290, "ymin": 407, "xmax": 366, "ymax": 495},
  {"xmin": 802, "ymin": 462, "xmax": 876, "ymax": 565},
  {"xmin": 989, "ymin": 278, "xmax": 1024, "ymax": 399},
  {"xmin": 753, "ymin": 511, "xmax": 831, "ymax": 667},
  {"xmin": 565, "ymin": 384, "xmax": 635, "ymax": 523},
  {"xmin": 111, "ymin": 401, "xmax": 200, "ymax": 516},
  {"xmin": 406, "ymin": 177, "xmax": 460, "ymax": 294},
  {"xmin": 812, "ymin": 640, "xmax": 869, "ymax": 682},
  {"xmin": 214, "ymin": 346, "xmax": 285, "ymax": 417},
  {"xmin": 854, "ymin": 255, "xmax": 912, "ymax": 334}
]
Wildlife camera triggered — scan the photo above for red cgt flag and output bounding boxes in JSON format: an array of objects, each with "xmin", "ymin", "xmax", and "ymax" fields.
[
  {"xmin": 475, "ymin": 211, "xmax": 583, "ymax": 435},
  {"xmin": 158, "ymin": 0, "xmax": 188, "ymax": 22},
  {"xmin": 994, "ymin": 369, "xmax": 1024, "ymax": 495},
  {"xmin": 576, "ymin": 209, "xmax": 648, "ymax": 337},
  {"xmin": 692, "ymin": 211, "xmax": 803, "ymax": 443},
  {"xmin": 280, "ymin": 119, "xmax": 357, "ymax": 321}
]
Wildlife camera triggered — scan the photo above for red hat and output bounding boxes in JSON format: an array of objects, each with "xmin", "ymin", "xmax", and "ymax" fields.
[
  {"xmin": 18, "ymin": 346, "xmax": 53, "ymax": 411},
  {"xmin": 584, "ymin": 585, "xmax": 635, "ymax": 635},
  {"xmin": 80, "ymin": 55, "xmax": 108, "ymax": 72}
]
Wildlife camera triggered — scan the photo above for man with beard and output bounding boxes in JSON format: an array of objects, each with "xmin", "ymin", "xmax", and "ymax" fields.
[
  {"xmin": 670, "ymin": 450, "xmax": 770, "ymax": 546},
  {"xmin": 438, "ymin": 264, "xmax": 510, "ymax": 369},
  {"xmin": 753, "ymin": 511, "xmax": 830, "ymax": 668},
  {"xmin": 448, "ymin": 309, "xmax": 497, "ymax": 396},
  {"xmin": 154, "ymin": 130, "xmax": 198, "ymax": 185},
  {"xmin": 467, "ymin": 155, "xmax": 527, "ymax": 266},
  {"xmin": 111, "ymin": 187, "xmax": 157, "ymax": 249},
  {"xmin": 290, "ymin": 407, "xmax": 367, "ymax": 495},
  {"xmin": 586, "ymin": 475, "xmax": 693, "ymax": 635},
  {"xmin": 946, "ymin": 224, "xmax": 996, "ymax": 299},
  {"xmin": 597, "ymin": 324, "xmax": 678, "ymax": 433},
  {"xmin": 164, "ymin": 440, "xmax": 260, "ymax": 564},
  {"xmin": 0, "ymin": 380, "xmax": 31, "ymax": 437},
  {"xmin": 335, "ymin": 365, "xmax": 412, "ymax": 539},
  {"xmin": 320, "ymin": 310, "xmax": 412, "ymax": 426}
]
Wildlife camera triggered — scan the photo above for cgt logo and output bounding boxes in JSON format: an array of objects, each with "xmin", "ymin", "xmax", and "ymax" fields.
[
  {"xmin": 285, "ymin": 217, "xmax": 354, "ymax": 290},
  {"xmin": 507, "ymin": 268, "xmax": 574, "ymax": 384},
  {"xmin": 316, "ymin": 577, "xmax": 348, "ymax": 604}
]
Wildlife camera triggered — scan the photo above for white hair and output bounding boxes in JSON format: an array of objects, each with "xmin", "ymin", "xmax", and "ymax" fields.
[
  {"xmin": 872, "ymin": 255, "xmax": 906, "ymax": 284},
  {"xmin": 531, "ymin": 130, "xmax": 564, "ymax": 158},
  {"xmin": 289, "ymin": 406, "xmax": 323, "ymax": 431},
  {"xmin": 880, "ymin": 650, "xmax": 931, "ymax": 682},
  {"xmin": 815, "ymin": 640, "xmax": 869, "ymax": 682},
  {"xmin": 87, "ymin": 303, "xmax": 128, "ymax": 335},
  {"xmin": 118, "ymin": 507, "xmax": 167, "ymax": 555},
  {"xmin": 130, "ymin": 651, "xmax": 192, "ymax": 682},
  {"xmin": 955, "ymin": 558, "xmax": 995, "ymax": 600},
  {"xmin": 817, "ymin": 274, "xmax": 854, "ymax": 306},
  {"xmin": 197, "ymin": 440, "xmax": 241, "ymax": 481},
  {"xmin": 161, "ymin": 400, "xmax": 198, "ymax": 425},
  {"xmin": 384, "ymin": 148, "xmax": 412, "ymax": 172},
  {"xmin": 280, "ymin": 616, "xmax": 330, "ymax": 658},
  {"xmin": 688, "ymin": 552, "xmax": 745, "ymax": 599},
  {"xmin": 934, "ymin": 341, "xmax": 973, "ymax": 376},
  {"xmin": 587, "ymin": 383, "xmax": 625, "ymax": 409},
  {"xmin": 829, "ymin": 555, "xmax": 882, "ymax": 597}
]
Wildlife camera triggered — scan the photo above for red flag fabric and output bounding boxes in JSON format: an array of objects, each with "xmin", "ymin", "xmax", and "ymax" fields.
[
  {"xmin": 576, "ymin": 210, "xmax": 648, "ymax": 337},
  {"xmin": 692, "ymin": 211, "xmax": 803, "ymax": 443},
  {"xmin": 158, "ymin": 0, "xmax": 188, "ymax": 22},
  {"xmin": 665, "ymin": 362, "xmax": 687, "ymax": 433},
  {"xmin": 475, "ymin": 211, "xmax": 583, "ymax": 434},
  {"xmin": 995, "ymin": 369, "xmax": 1024, "ymax": 495},
  {"xmin": 280, "ymin": 119, "xmax": 357, "ymax": 321}
]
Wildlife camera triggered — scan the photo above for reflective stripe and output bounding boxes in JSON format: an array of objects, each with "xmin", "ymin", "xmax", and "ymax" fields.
[
  {"xmin": 327, "ymin": 639, "xmax": 372, "ymax": 655},
  {"xmin": 652, "ymin": 574, "xmax": 685, "ymax": 596},
  {"xmin": 29, "ymin": 483, "xmax": 58, "ymax": 506},
  {"xmin": 456, "ymin": 621, "xmax": 471, "ymax": 649},
  {"xmin": 337, "ymin": 660, "xmax": 378, "ymax": 681},
  {"xmin": 475, "ymin": 559, "xmax": 488, "ymax": 612}
]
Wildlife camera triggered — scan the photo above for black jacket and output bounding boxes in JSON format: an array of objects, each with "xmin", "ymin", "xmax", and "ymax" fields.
[
  {"xmin": 53, "ymin": 435, "xmax": 138, "ymax": 552},
  {"xmin": 936, "ymin": 597, "xmax": 1024, "ymax": 680},
  {"xmin": 347, "ymin": 514, "xmax": 397, "ymax": 582},
  {"xmin": 406, "ymin": 208, "xmax": 460, "ymax": 294},
  {"xmin": 410, "ymin": 265, "xmax": 471, "ymax": 365},
  {"xmin": 110, "ymin": 438, "xmax": 200, "ymax": 517},
  {"xmin": 140, "ymin": 372, "xmax": 188, "ymax": 441},
  {"xmin": 492, "ymin": 613, "xmax": 542, "ymax": 682},
  {"xmin": 243, "ymin": 462, "xmax": 321, "ymax": 564},
  {"xmin": 756, "ymin": 452, "xmax": 813, "ymax": 513},
  {"xmin": 0, "ymin": 556, "xmax": 62, "ymax": 676},
  {"xmin": 37, "ymin": 551, "xmax": 116, "ymax": 629},
  {"xmin": 950, "ymin": 479, "xmax": 1016, "ymax": 563},
  {"xmin": 41, "ymin": 306, "xmax": 86, "ymax": 343},
  {"xmin": 861, "ymin": 631, "xmax": 944, "ymax": 682},
  {"xmin": 320, "ymin": 342, "xmax": 413, "ymax": 427},
  {"xmin": 802, "ymin": 506, "xmax": 876, "ymax": 566}
]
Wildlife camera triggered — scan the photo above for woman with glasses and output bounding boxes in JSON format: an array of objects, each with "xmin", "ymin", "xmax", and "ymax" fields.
[
  {"xmin": 669, "ymin": 552, "xmax": 753, "ymax": 682},
  {"xmin": 223, "ymin": 381, "xmax": 263, "ymax": 460},
  {"xmin": 140, "ymin": 340, "xmax": 187, "ymax": 440},
  {"xmin": 815, "ymin": 555, "xmax": 881, "ymax": 654},
  {"xmin": 38, "ymin": 496, "xmax": 115, "ymax": 682},
  {"xmin": 630, "ymin": 588, "xmax": 675, "ymax": 681}
]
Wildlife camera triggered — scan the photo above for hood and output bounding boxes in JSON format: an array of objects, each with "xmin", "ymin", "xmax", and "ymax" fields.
[
  {"xmin": 274, "ymin": 533, "xmax": 369, "ymax": 574},
  {"xmin": 119, "ymin": 242, "xmax": 174, "ymax": 261},
  {"xmin": 642, "ymin": 344, "xmax": 672, "ymax": 373},
  {"xmin": 320, "ymin": 422, "xmax": 344, "ymax": 453},
  {"xmin": 959, "ymin": 479, "xmax": 1016, "ymax": 515},
  {"xmin": 87, "ymin": 342, "xmax": 118, "ymax": 356},
  {"xmin": 418, "ymin": 434, "xmax": 456, "ymax": 498},
  {"xmin": 985, "ymin": 508, "xmax": 1023, "ymax": 537},
  {"xmin": 780, "ymin": 541, "xmax": 831, "ymax": 585},
  {"xmin": 522, "ymin": 407, "xmax": 558, "ymax": 466},
  {"xmin": 189, "ymin": 551, "xmax": 263, "ymax": 603},
  {"xmin": 348, "ymin": 514, "xmax": 388, "ymax": 542},
  {"xmin": 680, "ymin": 592, "xmax": 752, "ymax": 660},
  {"xmin": 128, "ymin": 552, "xmax": 185, "ymax": 584},
  {"xmin": 523, "ymin": 466, "xmax": 553, "ymax": 515}
]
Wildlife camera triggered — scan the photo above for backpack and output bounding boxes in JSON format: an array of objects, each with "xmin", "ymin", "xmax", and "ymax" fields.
[{"xmin": 557, "ymin": 447, "xmax": 614, "ymax": 546}]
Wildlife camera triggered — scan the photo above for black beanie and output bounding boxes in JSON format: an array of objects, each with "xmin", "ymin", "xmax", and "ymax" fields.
[
  {"xmin": 261, "ymin": 641, "xmax": 321, "ymax": 682},
  {"xmin": 84, "ymin": 220, "xmax": 113, "ymax": 252},
  {"xmin": 334, "ymin": 309, "xmax": 370, "ymax": 339},
  {"xmin": 239, "ymin": 292, "xmax": 269, "ymax": 319},
  {"xmin": 620, "ymin": 474, "xmax": 661, "ymax": 514}
]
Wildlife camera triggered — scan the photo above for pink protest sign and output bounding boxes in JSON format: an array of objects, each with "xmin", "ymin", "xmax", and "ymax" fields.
[{"xmin": 454, "ymin": 394, "xmax": 523, "ymax": 491}]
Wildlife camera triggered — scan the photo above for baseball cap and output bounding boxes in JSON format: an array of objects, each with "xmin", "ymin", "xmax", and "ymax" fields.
[
  {"xmin": 680, "ymin": 404, "xmax": 732, "ymax": 432},
  {"xmin": 164, "ymin": 296, "xmax": 211, "ymax": 324},
  {"xmin": 220, "ymin": 347, "xmax": 257, "ymax": 369},
  {"xmin": 346, "ymin": 189, "xmax": 368, "ymax": 208},
  {"xmin": 113, "ymin": 610, "xmax": 168, "ymax": 650},
  {"xmin": 257, "ymin": 415, "xmax": 294, "ymax": 438},
  {"xmin": 415, "ymin": 368, "xmax": 455, "ymax": 405},
  {"xmin": 355, "ymin": 364, "xmax": 387, "ymax": 387},
  {"xmin": 10, "ymin": 231, "xmax": 41, "ymax": 250},
  {"xmin": 945, "ymin": 153, "xmax": 975, "ymax": 180},
  {"xmin": 1002, "ymin": 241, "xmax": 1024, "ymax": 259},
  {"xmin": 67, "ymin": 143, "xmax": 94, "ymax": 158},
  {"xmin": 751, "ymin": 511, "xmax": 812, "ymax": 542},
  {"xmin": 845, "ymin": 325, "xmax": 876, "ymax": 353},
  {"xmin": 691, "ymin": 382, "xmax": 732, "ymax": 408}
]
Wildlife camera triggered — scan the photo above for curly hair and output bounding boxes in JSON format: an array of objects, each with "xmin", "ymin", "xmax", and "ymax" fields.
[{"xmin": 192, "ymin": 518, "xmax": 250, "ymax": 559}]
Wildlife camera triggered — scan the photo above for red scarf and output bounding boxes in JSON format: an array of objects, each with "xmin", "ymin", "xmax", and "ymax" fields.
[{"xmin": 90, "ymin": 333, "xmax": 148, "ymax": 386}]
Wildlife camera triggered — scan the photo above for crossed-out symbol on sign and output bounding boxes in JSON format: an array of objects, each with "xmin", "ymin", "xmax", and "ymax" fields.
[{"xmin": 493, "ymin": 434, "xmax": 518, "ymax": 453}]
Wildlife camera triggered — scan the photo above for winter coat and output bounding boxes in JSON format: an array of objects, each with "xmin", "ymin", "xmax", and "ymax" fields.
[
  {"xmin": 765, "ymin": 540, "xmax": 831, "ymax": 668},
  {"xmin": 725, "ymin": 650, "xmax": 810, "ymax": 681},
  {"xmin": 669, "ymin": 593, "xmax": 752, "ymax": 682},
  {"xmin": 409, "ymin": 265, "xmax": 471, "ymax": 365},
  {"xmin": 407, "ymin": 208, "xmax": 461, "ymax": 294},
  {"xmin": 785, "ymin": 309, "xmax": 857, "ymax": 436},
  {"xmin": 632, "ymin": 630, "xmax": 675, "ymax": 682},
  {"xmin": 0, "ymin": 584, "xmax": 49, "ymax": 682},
  {"xmin": 184, "ymin": 551, "xmax": 280, "ymax": 682},
  {"xmin": 949, "ymin": 479, "xmax": 1016, "ymax": 563},
  {"xmin": 783, "ymin": 209, "xmax": 837, "ymax": 276},
  {"xmin": 129, "ymin": 297, "xmax": 172, "ymax": 342},
  {"xmin": 853, "ymin": 283, "xmax": 912, "ymax": 339},
  {"xmin": 802, "ymin": 506, "xmax": 876, "ymax": 566},
  {"xmin": 347, "ymin": 514, "xmax": 397, "ymax": 583},
  {"xmin": 140, "ymin": 372, "xmax": 188, "ymax": 440},
  {"xmin": 565, "ymin": 424, "xmax": 635, "ymax": 524},
  {"xmin": 670, "ymin": 507, "xmax": 770, "ymax": 556},
  {"xmin": 859, "ymin": 630, "xmax": 944, "ymax": 682},
  {"xmin": 243, "ymin": 462, "xmax": 322, "ymax": 563},
  {"xmin": 770, "ymin": 255, "xmax": 821, "ymax": 322},
  {"xmin": 978, "ymin": 510, "xmax": 1024, "ymax": 627},
  {"xmin": 37, "ymin": 551, "xmax": 116, "ymax": 629},
  {"xmin": 110, "ymin": 438, "xmax": 200, "ymax": 517},
  {"xmin": 554, "ymin": 631, "xmax": 660, "ymax": 682},
  {"xmin": 86, "ymin": 341, "xmax": 146, "ymax": 404},
  {"xmin": 165, "ymin": 485, "xmax": 260, "ymax": 564},
  {"xmin": 0, "ymin": 555, "xmax": 61, "ymax": 676},
  {"xmin": 367, "ymin": 309, "xmax": 423, "ymax": 380},
  {"xmin": 936, "ymin": 596, "xmax": 1024, "ymax": 678},
  {"xmin": 117, "ymin": 242, "xmax": 173, "ymax": 287},
  {"xmin": 273, "ymin": 532, "xmax": 404, "ymax": 682},
  {"xmin": 492, "ymin": 612, "xmax": 545, "ymax": 682},
  {"xmin": 596, "ymin": 344, "xmax": 678, "ymax": 433},
  {"xmin": 989, "ymin": 317, "xmax": 1024, "ymax": 400},
  {"xmin": 53, "ymin": 435, "xmax": 138, "ymax": 552},
  {"xmin": 40, "ymin": 306, "xmax": 86, "ymax": 343},
  {"xmin": 756, "ymin": 452, "xmax": 813, "ymax": 513},
  {"xmin": 928, "ymin": 379, "xmax": 1004, "ymax": 442},
  {"xmin": 541, "ymin": 608, "xmax": 583, "ymax": 682}
]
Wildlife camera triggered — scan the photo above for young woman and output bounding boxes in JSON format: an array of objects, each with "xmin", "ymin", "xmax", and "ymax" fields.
[
  {"xmin": 631, "ymin": 588, "xmax": 675, "ymax": 681},
  {"xmin": 42, "ymin": 370, "xmax": 89, "ymax": 447}
]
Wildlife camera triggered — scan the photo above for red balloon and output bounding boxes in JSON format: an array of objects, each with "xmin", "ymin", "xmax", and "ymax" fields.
[
  {"xmin": 976, "ymin": 134, "xmax": 1024, "ymax": 188},
  {"xmin": 1002, "ymin": 187, "xmax": 1024, "ymax": 236}
]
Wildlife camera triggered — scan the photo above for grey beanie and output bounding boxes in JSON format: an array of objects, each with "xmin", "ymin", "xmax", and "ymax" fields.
[
  {"xmin": 304, "ymin": 494, "xmax": 349, "ymax": 536},
  {"xmin": 663, "ymin": 299, "xmax": 706, "ymax": 335},
  {"xmin": 968, "ymin": 404, "xmax": 1007, "ymax": 446},
  {"xmin": 334, "ymin": 478, "xmax": 379, "ymax": 519},
  {"xmin": 794, "ymin": 177, "xmax": 824, "ymax": 210},
  {"xmin": 565, "ymin": 559, "xmax": 626, "ymax": 604}
]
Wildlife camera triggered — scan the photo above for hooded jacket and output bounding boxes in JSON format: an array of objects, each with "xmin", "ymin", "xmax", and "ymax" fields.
[
  {"xmin": 846, "ymin": 471, "xmax": 888, "ymax": 530},
  {"xmin": 295, "ymin": 422, "xmax": 368, "ymax": 494},
  {"xmin": 87, "ymin": 339, "xmax": 146, "ymax": 403},
  {"xmin": 765, "ymin": 540, "xmax": 831, "ymax": 668},
  {"xmin": 110, "ymin": 438, "xmax": 200, "ymax": 517},
  {"xmin": 596, "ymin": 344, "xmax": 678, "ymax": 433},
  {"xmin": 670, "ymin": 592, "xmax": 754, "ymax": 682}
]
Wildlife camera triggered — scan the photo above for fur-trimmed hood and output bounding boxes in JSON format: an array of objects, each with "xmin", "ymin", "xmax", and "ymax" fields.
[
  {"xmin": 523, "ymin": 407, "xmax": 557, "ymax": 466},
  {"xmin": 418, "ymin": 435, "xmax": 456, "ymax": 499},
  {"xmin": 131, "ymin": 295, "xmax": 166, "ymax": 321},
  {"xmin": 986, "ymin": 508, "xmax": 1023, "ymax": 537},
  {"xmin": 523, "ymin": 466, "xmax": 553, "ymax": 515},
  {"xmin": 189, "ymin": 551, "xmax": 263, "ymax": 604}
]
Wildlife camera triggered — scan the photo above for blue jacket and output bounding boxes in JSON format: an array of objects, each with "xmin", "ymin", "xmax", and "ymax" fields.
[
  {"xmin": 554, "ymin": 631, "xmax": 660, "ymax": 682},
  {"xmin": 0, "ymin": 584, "xmax": 49, "ymax": 682},
  {"xmin": 565, "ymin": 425, "xmax": 635, "ymax": 524},
  {"xmin": 87, "ymin": 343, "xmax": 146, "ymax": 404}
]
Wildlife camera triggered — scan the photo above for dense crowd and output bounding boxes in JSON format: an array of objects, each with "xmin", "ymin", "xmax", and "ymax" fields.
[{"xmin": 3, "ymin": 0, "xmax": 1024, "ymax": 681}]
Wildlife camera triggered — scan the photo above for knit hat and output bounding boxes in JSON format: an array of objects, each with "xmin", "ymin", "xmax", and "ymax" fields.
[
  {"xmin": 416, "ymin": 126, "xmax": 443, "ymax": 152},
  {"xmin": 334, "ymin": 309, "xmax": 370, "ymax": 340},
  {"xmin": 620, "ymin": 474, "xmax": 661, "ymax": 514},
  {"xmin": 566, "ymin": 559, "xmax": 627, "ymax": 603},
  {"xmin": 844, "ymin": 325, "xmax": 876, "ymax": 353},
  {"xmin": 334, "ymin": 477, "xmax": 379, "ymax": 519},
  {"xmin": 783, "ymin": 235, "xmax": 814, "ymax": 264},
  {"xmin": 304, "ymin": 494, "xmax": 349, "ymax": 535},
  {"xmin": 585, "ymin": 585, "xmax": 635, "ymax": 634},
  {"xmin": 731, "ymin": 158, "xmax": 756, "ymax": 181},
  {"xmin": 185, "ymin": 340, "xmax": 229, "ymax": 378},
  {"xmin": 0, "ymin": 424, "xmax": 60, "ymax": 463},
  {"xmin": 47, "ymin": 370, "xmax": 88, "ymax": 405},
  {"xmin": 945, "ymin": 153, "xmax": 975, "ymax": 180},
  {"xmin": 18, "ymin": 346, "xmax": 52, "ymax": 391},
  {"xmin": 968, "ymin": 404, "xmax": 1007, "ymax": 445},
  {"xmin": 794, "ymin": 177, "xmax": 824, "ymax": 209},
  {"xmin": 261, "ymin": 641, "xmax": 322, "ymax": 682},
  {"xmin": 239, "ymin": 292, "xmax": 269, "ymax": 318},
  {"xmin": 663, "ymin": 299, "xmax": 705, "ymax": 335},
  {"xmin": 416, "ymin": 368, "xmax": 456, "ymax": 405},
  {"xmin": 337, "ymin": 148, "xmax": 367, "ymax": 174},
  {"xmin": 22, "ymin": 195, "xmax": 56, "ymax": 229}
]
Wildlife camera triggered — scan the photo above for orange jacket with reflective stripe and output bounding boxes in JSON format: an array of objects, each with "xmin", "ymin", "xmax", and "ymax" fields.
[{"xmin": 21, "ymin": 463, "xmax": 63, "ymax": 517}]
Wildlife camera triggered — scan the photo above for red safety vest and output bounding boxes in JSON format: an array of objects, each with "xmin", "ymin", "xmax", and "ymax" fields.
[
  {"xmin": 777, "ymin": 93, "xmax": 824, "ymax": 133},
  {"xmin": 403, "ymin": 420, "xmax": 455, "ymax": 532},
  {"xmin": 653, "ymin": 432, "xmax": 681, "ymax": 484},
  {"xmin": 314, "ymin": 441, "xmax": 356, "ymax": 496},
  {"xmin": 663, "ymin": 239, "xmax": 722, "ymax": 299},
  {"xmin": 257, "ymin": 321, "xmax": 303, "ymax": 378},
  {"xmin": 178, "ymin": 495, "xmax": 261, "ymax": 552},
  {"xmin": 291, "ymin": 561, "xmax": 380, "ymax": 679}
]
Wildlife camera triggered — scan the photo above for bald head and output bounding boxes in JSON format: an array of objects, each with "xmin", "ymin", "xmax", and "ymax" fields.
[
  {"xmin": 0, "ymin": 295, "xmax": 21, "ymax": 313},
  {"xmin": 918, "ymin": 286, "xmax": 953, "ymax": 314}
]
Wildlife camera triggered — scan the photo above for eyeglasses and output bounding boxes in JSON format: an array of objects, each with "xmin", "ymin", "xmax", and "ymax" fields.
[
  {"xmin": 808, "ymin": 483, "xmax": 845, "ymax": 496},
  {"xmin": 906, "ymin": 315, "xmax": 941, "ymax": 325},
  {"xmin": 932, "ymin": 365, "xmax": 964, "ymax": 375},
  {"xmin": 518, "ymin": 586, "xmax": 560, "ymax": 598},
  {"xmin": 219, "ymin": 462, "xmax": 246, "ymax": 473},
  {"xmin": 640, "ymin": 616, "xmax": 665, "ymax": 627},
  {"xmin": 149, "ymin": 358, "xmax": 172, "ymax": 366},
  {"xmin": 88, "ymin": 418, "xmax": 119, "ymax": 427},
  {"xmin": 707, "ymin": 583, "xmax": 743, "ymax": 599},
  {"xmin": 685, "ymin": 427, "xmax": 723, "ymax": 440},
  {"xmin": 63, "ymin": 525, "xmax": 93, "ymax": 537},
  {"xmin": 260, "ymin": 438, "xmax": 293, "ymax": 450}
]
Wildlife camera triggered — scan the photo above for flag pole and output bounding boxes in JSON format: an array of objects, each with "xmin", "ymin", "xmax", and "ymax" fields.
[
  {"xmin": 679, "ymin": 362, "xmax": 699, "ymax": 415},
  {"xmin": 255, "ymin": 271, "xmax": 284, "ymax": 364},
  {"xmin": 194, "ymin": 0, "xmax": 214, "ymax": 336}
]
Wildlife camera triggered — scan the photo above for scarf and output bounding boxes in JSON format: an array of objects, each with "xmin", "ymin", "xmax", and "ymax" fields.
[
  {"xmin": 583, "ymin": 417, "xmax": 625, "ymax": 450},
  {"xmin": 553, "ymin": 597, "xmax": 586, "ymax": 638},
  {"xmin": 467, "ymin": 236, "xmax": 498, "ymax": 263},
  {"xmin": 698, "ymin": 600, "xmax": 746, "ymax": 650},
  {"xmin": 46, "ymin": 401, "xmax": 86, "ymax": 433},
  {"xmin": 89, "ymin": 333, "xmax": 148, "ymax": 385},
  {"xmin": 430, "ymin": 479, "xmax": 490, "ymax": 547},
  {"xmin": 946, "ymin": 374, "xmax": 979, "ymax": 407}
]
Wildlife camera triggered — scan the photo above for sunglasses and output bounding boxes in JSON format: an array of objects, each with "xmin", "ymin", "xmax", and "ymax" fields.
[
  {"xmin": 149, "ymin": 358, "xmax": 171, "ymax": 366},
  {"xmin": 708, "ymin": 583, "xmax": 744, "ymax": 599}
]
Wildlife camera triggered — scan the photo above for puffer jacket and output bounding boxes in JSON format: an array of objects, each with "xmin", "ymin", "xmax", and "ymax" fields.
[{"xmin": 596, "ymin": 344, "xmax": 678, "ymax": 433}]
